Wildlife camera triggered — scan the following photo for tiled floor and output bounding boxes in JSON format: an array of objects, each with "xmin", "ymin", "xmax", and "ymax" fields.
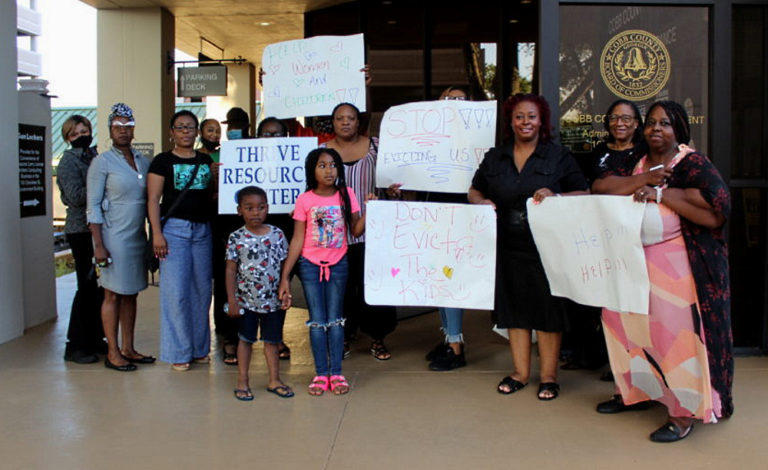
[{"xmin": 0, "ymin": 276, "xmax": 766, "ymax": 469}]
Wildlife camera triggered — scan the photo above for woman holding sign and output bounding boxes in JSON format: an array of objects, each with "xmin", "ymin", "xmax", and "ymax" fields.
[
  {"xmin": 321, "ymin": 102, "xmax": 398, "ymax": 361},
  {"xmin": 592, "ymin": 101, "xmax": 732, "ymax": 443},
  {"xmin": 469, "ymin": 94, "xmax": 588, "ymax": 400}
]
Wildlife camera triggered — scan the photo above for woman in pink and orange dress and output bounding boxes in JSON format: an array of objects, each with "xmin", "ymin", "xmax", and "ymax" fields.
[{"xmin": 592, "ymin": 100, "xmax": 733, "ymax": 443}]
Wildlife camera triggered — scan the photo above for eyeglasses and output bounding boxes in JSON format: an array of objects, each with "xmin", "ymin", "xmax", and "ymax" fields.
[
  {"xmin": 260, "ymin": 131, "xmax": 286, "ymax": 137},
  {"xmin": 172, "ymin": 125, "xmax": 197, "ymax": 132},
  {"xmin": 111, "ymin": 121, "xmax": 135, "ymax": 128},
  {"xmin": 644, "ymin": 118, "xmax": 672, "ymax": 128},
  {"xmin": 608, "ymin": 115, "xmax": 635, "ymax": 124},
  {"xmin": 443, "ymin": 96, "xmax": 467, "ymax": 101}
]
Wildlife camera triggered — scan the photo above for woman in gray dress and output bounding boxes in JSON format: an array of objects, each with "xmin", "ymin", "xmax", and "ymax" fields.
[{"xmin": 87, "ymin": 103, "xmax": 155, "ymax": 371}]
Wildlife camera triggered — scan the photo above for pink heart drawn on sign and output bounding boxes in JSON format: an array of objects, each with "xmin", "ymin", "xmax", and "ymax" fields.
[{"xmin": 390, "ymin": 268, "xmax": 400, "ymax": 278}]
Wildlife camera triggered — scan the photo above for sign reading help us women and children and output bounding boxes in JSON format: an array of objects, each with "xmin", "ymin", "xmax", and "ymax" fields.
[
  {"xmin": 218, "ymin": 137, "xmax": 317, "ymax": 214},
  {"xmin": 376, "ymin": 100, "xmax": 496, "ymax": 193},
  {"xmin": 262, "ymin": 34, "xmax": 366, "ymax": 119},
  {"xmin": 527, "ymin": 195, "xmax": 649, "ymax": 314},
  {"xmin": 364, "ymin": 201, "xmax": 497, "ymax": 309}
]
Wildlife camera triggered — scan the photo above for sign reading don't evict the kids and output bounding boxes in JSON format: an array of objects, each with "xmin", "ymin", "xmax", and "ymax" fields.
[
  {"xmin": 218, "ymin": 137, "xmax": 317, "ymax": 214},
  {"xmin": 262, "ymin": 34, "xmax": 366, "ymax": 119},
  {"xmin": 364, "ymin": 201, "xmax": 496, "ymax": 309}
]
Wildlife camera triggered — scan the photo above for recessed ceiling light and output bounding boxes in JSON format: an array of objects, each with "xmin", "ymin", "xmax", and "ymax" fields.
[
  {"xmin": 509, "ymin": 19, "xmax": 519, "ymax": 23},
  {"xmin": 259, "ymin": 22, "xmax": 271, "ymax": 26},
  {"xmin": 387, "ymin": 20, "xmax": 397, "ymax": 25}
]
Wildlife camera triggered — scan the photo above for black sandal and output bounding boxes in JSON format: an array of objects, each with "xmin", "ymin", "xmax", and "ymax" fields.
[
  {"xmin": 370, "ymin": 341, "xmax": 391, "ymax": 361},
  {"xmin": 278, "ymin": 343, "xmax": 291, "ymax": 361},
  {"xmin": 497, "ymin": 376, "xmax": 527, "ymax": 394},
  {"xmin": 537, "ymin": 382, "xmax": 560, "ymax": 400}
]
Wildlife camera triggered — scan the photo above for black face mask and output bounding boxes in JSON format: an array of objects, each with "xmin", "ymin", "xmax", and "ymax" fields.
[
  {"xmin": 71, "ymin": 135, "xmax": 93, "ymax": 149},
  {"xmin": 200, "ymin": 137, "xmax": 220, "ymax": 152}
]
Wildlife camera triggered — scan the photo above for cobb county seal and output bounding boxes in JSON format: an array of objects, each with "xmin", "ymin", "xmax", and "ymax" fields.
[{"xmin": 600, "ymin": 29, "xmax": 671, "ymax": 101}]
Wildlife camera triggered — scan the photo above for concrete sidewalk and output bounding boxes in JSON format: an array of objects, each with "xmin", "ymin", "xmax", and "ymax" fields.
[{"xmin": 0, "ymin": 276, "xmax": 765, "ymax": 469}]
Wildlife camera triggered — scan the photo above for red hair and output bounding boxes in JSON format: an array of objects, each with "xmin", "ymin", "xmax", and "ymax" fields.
[{"xmin": 502, "ymin": 93, "xmax": 553, "ymax": 143}]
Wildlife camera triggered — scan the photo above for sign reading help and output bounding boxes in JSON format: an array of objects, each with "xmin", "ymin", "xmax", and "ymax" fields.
[
  {"xmin": 376, "ymin": 100, "xmax": 496, "ymax": 193},
  {"xmin": 527, "ymin": 195, "xmax": 649, "ymax": 314},
  {"xmin": 218, "ymin": 137, "xmax": 317, "ymax": 214},
  {"xmin": 262, "ymin": 34, "xmax": 366, "ymax": 119},
  {"xmin": 364, "ymin": 201, "xmax": 496, "ymax": 309}
]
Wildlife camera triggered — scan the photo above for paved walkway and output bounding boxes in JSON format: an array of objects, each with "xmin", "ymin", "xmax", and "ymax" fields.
[{"xmin": 0, "ymin": 276, "xmax": 765, "ymax": 469}]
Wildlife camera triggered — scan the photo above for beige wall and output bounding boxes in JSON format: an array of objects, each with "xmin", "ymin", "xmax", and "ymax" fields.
[
  {"xmin": 206, "ymin": 63, "xmax": 256, "ymax": 137},
  {"xmin": 97, "ymin": 8, "xmax": 175, "ymax": 156},
  {"xmin": 0, "ymin": 0, "xmax": 25, "ymax": 344}
]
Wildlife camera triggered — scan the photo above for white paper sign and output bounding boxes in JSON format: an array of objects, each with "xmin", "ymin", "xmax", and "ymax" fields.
[
  {"xmin": 218, "ymin": 137, "xmax": 317, "ymax": 214},
  {"xmin": 364, "ymin": 201, "xmax": 496, "ymax": 309},
  {"xmin": 376, "ymin": 100, "xmax": 496, "ymax": 193},
  {"xmin": 527, "ymin": 195, "xmax": 649, "ymax": 314},
  {"xmin": 262, "ymin": 34, "xmax": 366, "ymax": 119}
]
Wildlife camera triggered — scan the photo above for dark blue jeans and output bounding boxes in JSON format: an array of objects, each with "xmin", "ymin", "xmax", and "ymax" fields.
[{"xmin": 298, "ymin": 256, "xmax": 348, "ymax": 376}]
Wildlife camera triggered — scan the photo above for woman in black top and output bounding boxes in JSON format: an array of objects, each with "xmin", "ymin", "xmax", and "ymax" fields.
[
  {"xmin": 148, "ymin": 110, "xmax": 215, "ymax": 371},
  {"xmin": 469, "ymin": 94, "xmax": 588, "ymax": 400},
  {"xmin": 588, "ymin": 99, "xmax": 645, "ymax": 187},
  {"xmin": 561, "ymin": 100, "xmax": 646, "ymax": 372}
]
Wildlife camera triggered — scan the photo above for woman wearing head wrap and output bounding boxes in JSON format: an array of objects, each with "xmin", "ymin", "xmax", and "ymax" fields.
[{"xmin": 86, "ymin": 103, "xmax": 155, "ymax": 371}]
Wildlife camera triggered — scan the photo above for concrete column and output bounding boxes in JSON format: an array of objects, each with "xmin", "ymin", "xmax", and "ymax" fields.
[
  {"xmin": 0, "ymin": 1, "xmax": 25, "ymax": 344},
  {"xmin": 18, "ymin": 80, "xmax": 56, "ymax": 330},
  {"xmin": 96, "ymin": 8, "xmax": 175, "ymax": 156},
  {"xmin": 206, "ymin": 63, "xmax": 256, "ymax": 136}
]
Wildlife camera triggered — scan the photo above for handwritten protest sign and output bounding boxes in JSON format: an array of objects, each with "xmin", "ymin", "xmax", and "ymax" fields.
[
  {"xmin": 527, "ymin": 195, "xmax": 649, "ymax": 314},
  {"xmin": 364, "ymin": 201, "xmax": 496, "ymax": 309},
  {"xmin": 376, "ymin": 100, "xmax": 496, "ymax": 193},
  {"xmin": 262, "ymin": 34, "xmax": 366, "ymax": 119},
  {"xmin": 218, "ymin": 137, "xmax": 317, "ymax": 214}
]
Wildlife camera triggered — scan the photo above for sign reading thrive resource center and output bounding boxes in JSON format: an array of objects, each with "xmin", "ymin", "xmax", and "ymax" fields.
[
  {"xmin": 527, "ymin": 195, "xmax": 649, "ymax": 314},
  {"xmin": 218, "ymin": 137, "xmax": 317, "ymax": 214},
  {"xmin": 262, "ymin": 34, "xmax": 366, "ymax": 119},
  {"xmin": 364, "ymin": 201, "xmax": 496, "ymax": 309},
  {"xmin": 376, "ymin": 100, "xmax": 496, "ymax": 193}
]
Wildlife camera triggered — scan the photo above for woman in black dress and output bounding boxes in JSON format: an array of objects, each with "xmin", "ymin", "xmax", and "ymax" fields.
[{"xmin": 469, "ymin": 94, "xmax": 588, "ymax": 400}]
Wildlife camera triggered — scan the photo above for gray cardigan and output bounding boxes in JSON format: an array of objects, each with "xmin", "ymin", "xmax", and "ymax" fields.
[{"xmin": 57, "ymin": 146, "xmax": 98, "ymax": 233}]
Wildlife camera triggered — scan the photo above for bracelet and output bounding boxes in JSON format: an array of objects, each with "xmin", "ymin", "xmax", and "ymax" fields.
[{"xmin": 655, "ymin": 186, "xmax": 663, "ymax": 203}]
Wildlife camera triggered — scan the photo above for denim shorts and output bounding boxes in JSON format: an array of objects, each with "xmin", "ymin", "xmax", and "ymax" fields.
[{"xmin": 238, "ymin": 309, "xmax": 286, "ymax": 344}]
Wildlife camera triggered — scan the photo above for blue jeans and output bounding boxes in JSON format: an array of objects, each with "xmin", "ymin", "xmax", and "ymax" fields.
[
  {"xmin": 439, "ymin": 308, "xmax": 464, "ymax": 343},
  {"xmin": 159, "ymin": 218, "xmax": 213, "ymax": 363},
  {"xmin": 298, "ymin": 256, "xmax": 348, "ymax": 376}
]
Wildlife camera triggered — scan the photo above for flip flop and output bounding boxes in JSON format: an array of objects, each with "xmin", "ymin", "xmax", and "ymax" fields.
[
  {"xmin": 266, "ymin": 385, "xmax": 295, "ymax": 398},
  {"xmin": 234, "ymin": 388, "xmax": 254, "ymax": 401},
  {"xmin": 121, "ymin": 354, "xmax": 156, "ymax": 364}
]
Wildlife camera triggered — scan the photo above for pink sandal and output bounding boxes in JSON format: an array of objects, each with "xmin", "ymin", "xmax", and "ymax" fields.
[
  {"xmin": 329, "ymin": 375, "xmax": 350, "ymax": 395},
  {"xmin": 308, "ymin": 376, "xmax": 329, "ymax": 396}
]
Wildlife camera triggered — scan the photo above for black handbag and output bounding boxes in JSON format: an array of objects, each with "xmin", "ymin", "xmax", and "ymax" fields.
[{"xmin": 145, "ymin": 160, "xmax": 202, "ymax": 273}]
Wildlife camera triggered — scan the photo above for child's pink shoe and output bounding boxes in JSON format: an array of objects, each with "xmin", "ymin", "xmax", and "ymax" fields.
[
  {"xmin": 308, "ymin": 376, "xmax": 329, "ymax": 396},
  {"xmin": 329, "ymin": 375, "xmax": 350, "ymax": 395}
]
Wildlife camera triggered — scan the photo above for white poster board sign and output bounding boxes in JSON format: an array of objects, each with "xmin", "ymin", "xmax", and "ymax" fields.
[
  {"xmin": 262, "ymin": 34, "xmax": 366, "ymax": 119},
  {"xmin": 364, "ymin": 201, "xmax": 496, "ymax": 309},
  {"xmin": 527, "ymin": 195, "xmax": 649, "ymax": 314},
  {"xmin": 218, "ymin": 137, "xmax": 317, "ymax": 214},
  {"xmin": 376, "ymin": 100, "xmax": 496, "ymax": 193}
]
